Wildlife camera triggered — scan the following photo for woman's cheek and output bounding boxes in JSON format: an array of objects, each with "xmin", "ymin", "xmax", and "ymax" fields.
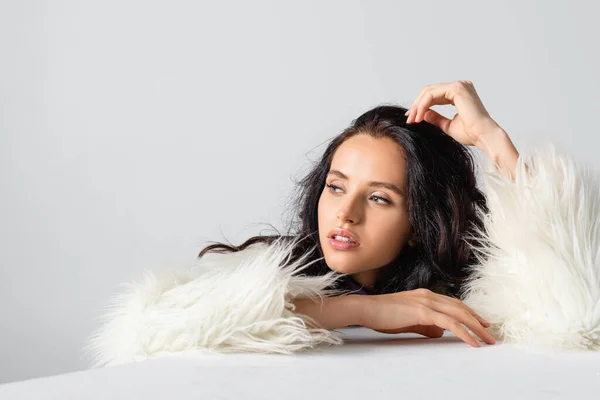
[
  {"xmin": 378, "ymin": 212, "xmax": 409, "ymax": 240},
  {"xmin": 320, "ymin": 195, "xmax": 338, "ymax": 219}
]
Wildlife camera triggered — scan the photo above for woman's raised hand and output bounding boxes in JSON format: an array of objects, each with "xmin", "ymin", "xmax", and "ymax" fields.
[
  {"xmin": 360, "ymin": 288, "xmax": 496, "ymax": 348},
  {"xmin": 404, "ymin": 80, "xmax": 501, "ymax": 147}
]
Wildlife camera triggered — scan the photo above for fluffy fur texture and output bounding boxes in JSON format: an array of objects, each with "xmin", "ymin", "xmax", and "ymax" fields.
[
  {"xmin": 83, "ymin": 142, "xmax": 600, "ymax": 368},
  {"xmin": 462, "ymin": 142, "xmax": 600, "ymax": 351},
  {"xmin": 83, "ymin": 237, "xmax": 352, "ymax": 368}
]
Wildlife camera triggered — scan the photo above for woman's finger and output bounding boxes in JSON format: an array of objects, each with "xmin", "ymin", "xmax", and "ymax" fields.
[
  {"xmin": 415, "ymin": 91, "xmax": 435, "ymax": 123},
  {"xmin": 446, "ymin": 296, "xmax": 491, "ymax": 327},
  {"xmin": 407, "ymin": 84, "xmax": 444, "ymax": 122},
  {"xmin": 413, "ymin": 85, "xmax": 459, "ymax": 123},
  {"xmin": 411, "ymin": 291, "xmax": 495, "ymax": 344},
  {"xmin": 424, "ymin": 298, "xmax": 496, "ymax": 345},
  {"xmin": 406, "ymin": 88, "xmax": 427, "ymax": 123},
  {"xmin": 430, "ymin": 312, "xmax": 481, "ymax": 347},
  {"xmin": 410, "ymin": 289, "xmax": 491, "ymax": 328},
  {"xmin": 423, "ymin": 109, "xmax": 452, "ymax": 132},
  {"xmin": 431, "ymin": 293, "xmax": 491, "ymax": 328}
]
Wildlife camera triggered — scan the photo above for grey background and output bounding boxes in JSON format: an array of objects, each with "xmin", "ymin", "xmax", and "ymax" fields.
[{"xmin": 1, "ymin": 0, "xmax": 598, "ymax": 385}]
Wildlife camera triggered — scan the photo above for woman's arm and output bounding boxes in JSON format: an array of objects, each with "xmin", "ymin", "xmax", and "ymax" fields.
[
  {"xmin": 403, "ymin": 81, "xmax": 524, "ymax": 182},
  {"xmin": 292, "ymin": 294, "xmax": 365, "ymax": 330},
  {"xmin": 474, "ymin": 123, "xmax": 521, "ymax": 182},
  {"xmin": 294, "ymin": 290, "xmax": 495, "ymax": 347},
  {"xmin": 83, "ymin": 239, "xmax": 351, "ymax": 367}
]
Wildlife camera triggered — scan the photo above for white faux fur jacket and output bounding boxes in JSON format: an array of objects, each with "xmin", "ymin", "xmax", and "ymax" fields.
[{"xmin": 83, "ymin": 143, "xmax": 600, "ymax": 368}]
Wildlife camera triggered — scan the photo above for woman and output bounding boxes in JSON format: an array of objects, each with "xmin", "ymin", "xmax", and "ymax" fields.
[{"xmin": 84, "ymin": 81, "xmax": 600, "ymax": 367}]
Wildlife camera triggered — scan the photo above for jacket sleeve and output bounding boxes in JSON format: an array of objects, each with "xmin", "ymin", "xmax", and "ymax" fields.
[
  {"xmin": 82, "ymin": 236, "xmax": 351, "ymax": 367},
  {"xmin": 461, "ymin": 142, "xmax": 600, "ymax": 351}
]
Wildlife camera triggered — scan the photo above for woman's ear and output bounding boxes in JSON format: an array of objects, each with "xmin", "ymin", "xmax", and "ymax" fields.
[
  {"xmin": 408, "ymin": 234, "xmax": 418, "ymax": 247},
  {"xmin": 405, "ymin": 225, "xmax": 418, "ymax": 248}
]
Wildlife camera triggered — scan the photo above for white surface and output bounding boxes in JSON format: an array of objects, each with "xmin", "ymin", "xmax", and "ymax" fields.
[{"xmin": 2, "ymin": 327, "xmax": 599, "ymax": 399}]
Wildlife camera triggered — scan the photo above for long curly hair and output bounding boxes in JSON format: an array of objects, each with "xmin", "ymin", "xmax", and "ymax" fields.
[{"xmin": 198, "ymin": 104, "xmax": 488, "ymax": 299}]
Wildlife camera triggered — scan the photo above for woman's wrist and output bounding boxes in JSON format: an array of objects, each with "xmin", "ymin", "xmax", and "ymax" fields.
[
  {"xmin": 292, "ymin": 294, "xmax": 366, "ymax": 330},
  {"xmin": 474, "ymin": 123, "xmax": 520, "ymax": 181}
]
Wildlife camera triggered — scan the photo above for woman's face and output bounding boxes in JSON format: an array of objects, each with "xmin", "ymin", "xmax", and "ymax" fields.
[{"xmin": 317, "ymin": 133, "xmax": 415, "ymax": 288}]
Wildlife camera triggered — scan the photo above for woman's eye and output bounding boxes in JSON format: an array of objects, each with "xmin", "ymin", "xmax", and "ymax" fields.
[
  {"xmin": 326, "ymin": 183, "xmax": 342, "ymax": 193},
  {"xmin": 371, "ymin": 195, "xmax": 391, "ymax": 205},
  {"xmin": 326, "ymin": 183, "xmax": 391, "ymax": 205}
]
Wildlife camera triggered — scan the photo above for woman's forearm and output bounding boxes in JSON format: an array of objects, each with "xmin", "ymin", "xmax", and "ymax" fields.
[
  {"xmin": 292, "ymin": 294, "xmax": 365, "ymax": 330},
  {"xmin": 475, "ymin": 124, "xmax": 521, "ymax": 181}
]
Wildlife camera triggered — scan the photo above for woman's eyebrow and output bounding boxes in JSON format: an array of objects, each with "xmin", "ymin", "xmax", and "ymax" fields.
[{"xmin": 327, "ymin": 169, "xmax": 405, "ymax": 196}]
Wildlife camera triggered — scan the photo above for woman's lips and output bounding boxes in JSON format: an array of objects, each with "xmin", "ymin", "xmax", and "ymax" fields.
[
  {"xmin": 327, "ymin": 237, "xmax": 360, "ymax": 250},
  {"xmin": 328, "ymin": 228, "xmax": 359, "ymax": 244}
]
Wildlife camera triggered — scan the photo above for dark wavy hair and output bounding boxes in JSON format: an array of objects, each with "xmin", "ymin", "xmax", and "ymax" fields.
[{"xmin": 198, "ymin": 104, "xmax": 488, "ymax": 299}]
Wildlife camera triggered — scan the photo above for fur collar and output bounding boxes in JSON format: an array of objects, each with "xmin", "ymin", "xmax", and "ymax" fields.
[{"xmin": 83, "ymin": 143, "xmax": 600, "ymax": 368}]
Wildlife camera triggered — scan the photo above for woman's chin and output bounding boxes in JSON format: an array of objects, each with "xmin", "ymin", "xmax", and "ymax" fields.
[{"xmin": 323, "ymin": 255, "xmax": 358, "ymax": 274}]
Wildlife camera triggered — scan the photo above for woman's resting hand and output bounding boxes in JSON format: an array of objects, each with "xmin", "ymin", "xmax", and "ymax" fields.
[{"xmin": 360, "ymin": 288, "xmax": 496, "ymax": 348}]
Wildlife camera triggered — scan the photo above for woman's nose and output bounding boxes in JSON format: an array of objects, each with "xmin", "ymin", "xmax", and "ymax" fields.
[{"xmin": 336, "ymin": 203, "xmax": 360, "ymax": 223}]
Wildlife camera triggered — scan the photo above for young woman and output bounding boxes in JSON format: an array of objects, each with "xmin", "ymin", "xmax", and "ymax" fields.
[{"xmin": 84, "ymin": 81, "xmax": 600, "ymax": 368}]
